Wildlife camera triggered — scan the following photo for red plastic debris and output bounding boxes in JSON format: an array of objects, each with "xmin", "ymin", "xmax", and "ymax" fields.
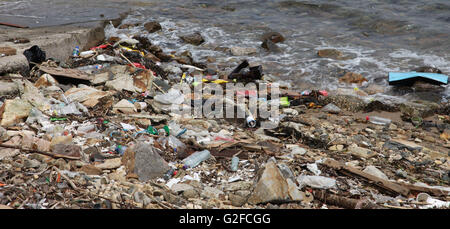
[
  {"xmin": 319, "ymin": 90, "xmax": 328, "ymax": 96},
  {"xmin": 130, "ymin": 63, "xmax": 146, "ymax": 69},
  {"xmin": 90, "ymin": 44, "xmax": 111, "ymax": 50}
]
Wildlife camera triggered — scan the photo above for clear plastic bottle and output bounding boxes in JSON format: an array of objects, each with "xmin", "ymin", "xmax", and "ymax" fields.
[
  {"xmin": 182, "ymin": 150, "xmax": 211, "ymax": 169},
  {"xmin": 368, "ymin": 116, "xmax": 392, "ymax": 125},
  {"xmin": 230, "ymin": 156, "xmax": 239, "ymax": 171},
  {"xmin": 246, "ymin": 115, "xmax": 256, "ymax": 128}
]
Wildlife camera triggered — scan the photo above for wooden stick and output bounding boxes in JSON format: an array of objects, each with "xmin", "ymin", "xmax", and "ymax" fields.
[
  {"xmin": 0, "ymin": 143, "xmax": 80, "ymax": 160},
  {"xmin": 323, "ymin": 158, "xmax": 410, "ymax": 196},
  {"xmin": 393, "ymin": 182, "xmax": 449, "ymax": 197},
  {"xmin": 0, "ymin": 22, "xmax": 28, "ymax": 28},
  {"xmin": 52, "ymin": 166, "xmax": 78, "ymax": 190},
  {"xmin": 313, "ymin": 190, "xmax": 385, "ymax": 209},
  {"xmin": 382, "ymin": 204, "xmax": 412, "ymax": 209}
]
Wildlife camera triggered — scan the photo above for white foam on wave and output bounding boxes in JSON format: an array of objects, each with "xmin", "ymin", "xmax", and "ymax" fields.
[
  {"xmin": 389, "ymin": 49, "xmax": 450, "ymax": 73},
  {"xmin": 111, "ymin": 13, "xmax": 449, "ymax": 98}
]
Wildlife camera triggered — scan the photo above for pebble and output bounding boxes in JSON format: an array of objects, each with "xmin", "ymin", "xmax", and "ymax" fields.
[
  {"xmin": 24, "ymin": 159, "xmax": 41, "ymax": 168},
  {"xmin": 395, "ymin": 169, "xmax": 408, "ymax": 178}
]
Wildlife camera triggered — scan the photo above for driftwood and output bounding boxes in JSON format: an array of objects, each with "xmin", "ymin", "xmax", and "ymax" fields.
[
  {"xmin": 0, "ymin": 143, "xmax": 81, "ymax": 160},
  {"xmin": 38, "ymin": 66, "xmax": 91, "ymax": 81},
  {"xmin": 313, "ymin": 190, "xmax": 386, "ymax": 209},
  {"xmin": 323, "ymin": 158, "xmax": 410, "ymax": 196},
  {"xmin": 0, "ymin": 22, "xmax": 28, "ymax": 28},
  {"xmin": 393, "ymin": 182, "xmax": 449, "ymax": 197}
]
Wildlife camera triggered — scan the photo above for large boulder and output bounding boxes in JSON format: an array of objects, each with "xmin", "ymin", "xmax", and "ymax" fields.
[
  {"xmin": 248, "ymin": 161, "xmax": 290, "ymax": 204},
  {"xmin": 179, "ymin": 32, "xmax": 205, "ymax": 46},
  {"xmin": 0, "ymin": 98, "xmax": 32, "ymax": 126},
  {"xmin": 122, "ymin": 142, "xmax": 170, "ymax": 182},
  {"xmin": 144, "ymin": 21, "xmax": 162, "ymax": 33},
  {"xmin": 261, "ymin": 32, "xmax": 285, "ymax": 43}
]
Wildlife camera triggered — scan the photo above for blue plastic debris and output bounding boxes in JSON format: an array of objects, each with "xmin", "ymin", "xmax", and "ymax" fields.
[{"xmin": 388, "ymin": 72, "xmax": 448, "ymax": 86}]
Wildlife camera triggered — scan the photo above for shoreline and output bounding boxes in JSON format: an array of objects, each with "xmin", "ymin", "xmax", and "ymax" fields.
[{"xmin": 0, "ymin": 15, "xmax": 449, "ymax": 210}]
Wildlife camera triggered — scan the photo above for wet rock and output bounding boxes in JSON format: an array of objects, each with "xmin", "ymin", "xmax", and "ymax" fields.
[
  {"xmin": 122, "ymin": 142, "xmax": 170, "ymax": 182},
  {"xmin": 0, "ymin": 47, "xmax": 16, "ymax": 56},
  {"xmin": 174, "ymin": 50, "xmax": 194, "ymax": 65},
  {"xmin": 248, "ymin": 161, "xmax": 290, "ymax": 204},
  {"xmin": 0, "ymin": 98, "xmax": 32, "ymax": 126},
  {"xmin": 363, "ymin": 166, "xmax": 389, "ymax": 180},
  {"xmin": 261, "ymin": 32, "xmax": 285, "ymax": 43},
  {"xmin": 317, "ymin": 49, "xmax": 344, "ymax": 60},
  {"xmin": 339, "ymin": 72, "xmax": 367, "ymax": 85},
  {"xmin": 348, "ymin": 144, "xmax": 375, "ymax": 159},
  {"xmin": 399, "ymin": 101, "xmax": 440, "ymax": 120},
  {"xmin": 144, "ymin": 21, "xmax": 162, "ymax": 33},
  {"xmin": 230, "ymin": 47, "xmax": 257, "ymax": 56},
  {"xmin": 261, "ymin": 39, "xmax": 281, "ymax": 52},
  {"xmin": 179, "ymin": 32, "xmax": 204, "ymax": 46},
  {"xmin": 322, "ymin": 103, "xmax": 341, "ymax": 114},
  {"xmin": 413, "ymin": 66, "xmax": 442, "ymax": 74},
  {"xmin": 95, "ymin": 158, "xmax": 122, "ymax": 170},
  {"xmin": 364, "ymin": 84, "xmax": 386, "ymax": 95},
  {"xmin": 144, "ymin": 53, "xmax": 161, "ymax": 62},
  {"xmin": 80, "ymin": 164, "xmax": 102, "ymax": 175},
  {"xmin": 322, "ymin": 95, "xmax": 366, "ymax": 112},
  {"xmin": 119, "ymin": 23, "xmax": 139, "ymax": 29}
]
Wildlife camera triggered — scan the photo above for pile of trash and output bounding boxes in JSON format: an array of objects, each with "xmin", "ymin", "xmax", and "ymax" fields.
[{"xmin": 0, "ymin": 21, "xmax": 449, "ymax": 209}]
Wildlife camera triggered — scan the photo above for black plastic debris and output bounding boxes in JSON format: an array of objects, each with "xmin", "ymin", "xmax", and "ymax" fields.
[
  {"xmin": 228, "ymin": 60, "xmax": 263, "ymax": 83},
  {"xmin": 23, "ymin": 45, "xmax": 46, "ymax": 67}
]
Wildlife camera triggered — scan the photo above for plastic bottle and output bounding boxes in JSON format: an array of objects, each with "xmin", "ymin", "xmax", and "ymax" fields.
[
  {"xmin": 72, "ymin": 46, "xmax": 80, "ymax": 57},
  {"xmin": 163, "ymin": 168, "xmax": 176, "ymax": 180},
  {"xmin": 182, "ymin": 150, "xmax": 211, "ymax": 169},
  {"xmin": 368, "ymin": 116, "xmax": 391, "ymax": 125},
  {"xmin": 80, "ymin": 50, "xmax": 95, "ymax": 58},
  {"xmin": 246, "ymin": 115, "xmax": 256, "ymax": 128},
  {"xmin": 230, "ymin": 156, "xmax": 239, "ymax": 171},
  {"xmin": 115, "ymin": 145, "xmax": 127, "ymax": 155}
]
